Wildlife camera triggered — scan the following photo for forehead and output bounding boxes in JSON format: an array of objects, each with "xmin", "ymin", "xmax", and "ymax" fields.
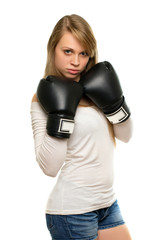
[{"xmin": 57, "ymin": 31, "xmax": 86, "ymax": 51}]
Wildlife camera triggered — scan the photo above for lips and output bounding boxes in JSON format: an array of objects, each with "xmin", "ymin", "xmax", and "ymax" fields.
[{"xmin": 67, "ymin": 69, "xmax": 80, "ymax": 74}]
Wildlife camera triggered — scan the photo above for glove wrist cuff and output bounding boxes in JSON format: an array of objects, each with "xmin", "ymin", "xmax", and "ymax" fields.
[
  {"xmin": 47, "ymin": 114, "xmax": 75, "ymax": 138},
  {"xmin": 105, "ymin": 97, "xmax": 131, "ymax": 124}
]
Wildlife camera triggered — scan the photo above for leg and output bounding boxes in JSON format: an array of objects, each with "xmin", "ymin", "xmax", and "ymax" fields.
[{"xmin": 97, "ymin": 224, "xmax": 132, "ymax": 240}]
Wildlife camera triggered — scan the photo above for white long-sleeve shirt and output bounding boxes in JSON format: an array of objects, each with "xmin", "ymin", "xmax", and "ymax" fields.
[{"xmin": 30, "ymin": 101, "xmax": 133, "ymax": 215}]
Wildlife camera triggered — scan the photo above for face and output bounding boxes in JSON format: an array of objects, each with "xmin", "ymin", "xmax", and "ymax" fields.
[{"xmin": 54, "ymin": 31, "xmax": 90, "ymax": 82}]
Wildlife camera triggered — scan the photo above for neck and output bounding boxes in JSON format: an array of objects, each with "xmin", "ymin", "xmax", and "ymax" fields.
[{"xmin": 79, "ymin": 96, "xmax": 95, "ymax": 106}]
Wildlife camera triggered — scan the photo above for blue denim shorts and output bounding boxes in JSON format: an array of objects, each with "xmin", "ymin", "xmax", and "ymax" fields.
[{"xmin": 45, "ymin": 199, "xmax": 125, "ymax": 240}]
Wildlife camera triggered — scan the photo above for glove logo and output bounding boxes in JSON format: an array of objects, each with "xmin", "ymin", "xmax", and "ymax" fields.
[
  {"xmin": 105, "ymin": 106, "xmax": 129, "ymax": 124},
  {"xmin": 58, "ymin": 119, "xmax": 75, "ymax": 134}
]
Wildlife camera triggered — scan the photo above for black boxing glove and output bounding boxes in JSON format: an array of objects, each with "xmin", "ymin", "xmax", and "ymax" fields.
[
  {"xmin": 79, "ymin": 61, "xmax": 131, "ymax": 124},
  {"xmin": 37, "ymin": 75, "xmax": 83, "ymax": 138}
]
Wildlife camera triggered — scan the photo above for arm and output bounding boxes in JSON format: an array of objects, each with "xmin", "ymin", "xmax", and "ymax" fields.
[
  {"xmin": 113, "ymin": 117, "xmax": 133, "ymax": 143},
  {"xmin": 30, "ymin": 94, "xmax": 68, "ymax": 177}
]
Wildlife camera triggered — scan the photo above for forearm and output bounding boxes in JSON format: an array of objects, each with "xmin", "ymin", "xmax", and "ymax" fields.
[
  {"xmin": 113, "ymin": 117, "xmax": 133, "ymax": 143},
  {"xmin": 30, "ymin": 102, "xmax": 68, "ymax": 177},
  {"xmin": 35, "ymin": 133, "xmax": 68, "ymax": 177}
]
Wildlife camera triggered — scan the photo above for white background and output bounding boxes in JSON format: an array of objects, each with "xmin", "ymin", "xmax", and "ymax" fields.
[{"xmin": 0, "ymin": 0, "xmax": 160, "ymax": 239}]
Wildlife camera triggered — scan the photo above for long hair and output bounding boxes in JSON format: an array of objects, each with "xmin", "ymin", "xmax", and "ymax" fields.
[{"xmin": 43, "ymin": 14, "xmax": 116, "ymax": 146}]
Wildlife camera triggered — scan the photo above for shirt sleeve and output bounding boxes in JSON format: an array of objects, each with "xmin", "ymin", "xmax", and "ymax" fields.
[
  {"xmin": 113, "ymin": 117, "xmax": 133, "ymax": 143},
  {"xmin": 30, "ymin": 101, "xmax": 68, "ymax": 177}
]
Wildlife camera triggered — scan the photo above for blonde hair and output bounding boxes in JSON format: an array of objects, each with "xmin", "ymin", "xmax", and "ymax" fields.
[{"xmin": 43, "ymin": 14, "xmax": 116, "ymax": 146}]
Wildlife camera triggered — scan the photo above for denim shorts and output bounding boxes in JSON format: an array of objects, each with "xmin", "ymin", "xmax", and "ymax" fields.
[{"xmin": 45, "ymin": 199, "xmax": 125, "ymax": 240}]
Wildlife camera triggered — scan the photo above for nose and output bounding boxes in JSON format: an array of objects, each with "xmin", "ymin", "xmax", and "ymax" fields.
[{"xmin": 71, "ymin": 54, "xmax": 80, "ymax": 66}]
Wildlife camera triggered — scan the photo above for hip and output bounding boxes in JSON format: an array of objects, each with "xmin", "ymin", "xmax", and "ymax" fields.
[{"xmin": 45, "ymin": 199, "xmax": 125, "ymax": 240}]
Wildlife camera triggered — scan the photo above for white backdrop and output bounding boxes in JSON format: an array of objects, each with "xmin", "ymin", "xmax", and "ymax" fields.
[{"xmin": 0, "ymin": 0, "xmax": 160, "ymax": 239}]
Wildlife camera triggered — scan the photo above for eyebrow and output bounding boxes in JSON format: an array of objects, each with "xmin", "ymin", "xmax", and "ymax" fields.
[{"xmin": 61, "ymin": 46, "xmax": 87, "ymax": 52}]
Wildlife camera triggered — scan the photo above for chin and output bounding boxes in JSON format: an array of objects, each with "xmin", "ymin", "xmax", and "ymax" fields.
[{"xmin": 64, "ymin": 73, "xmax": 80, "ymax": 81}]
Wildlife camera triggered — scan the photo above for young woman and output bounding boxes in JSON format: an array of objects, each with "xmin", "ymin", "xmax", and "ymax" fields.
[{"xmin": 30, "ymin": 14, "xmax": 133, "ymax": 240}]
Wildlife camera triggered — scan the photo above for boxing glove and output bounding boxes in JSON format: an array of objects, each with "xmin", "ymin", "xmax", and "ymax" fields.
[
  {"xmin": 79, "ymin": 61, "xmax": 131, "ymax": 124},
  {"xmin": 37, "ymin": 75, "xmax": 83, "ymax": 138}
]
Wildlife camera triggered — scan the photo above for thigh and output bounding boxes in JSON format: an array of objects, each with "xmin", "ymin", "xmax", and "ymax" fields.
[
  {"xmin": 46, "ymin": 212, "xmax": 98, "ymax": 240},
  {"xmin": 97, "ymin": 224, "xmax": 132, "ymax": 240},
  {"xmin": 97, "ymin": 200, "xmax": 132, "ymax": 240}
]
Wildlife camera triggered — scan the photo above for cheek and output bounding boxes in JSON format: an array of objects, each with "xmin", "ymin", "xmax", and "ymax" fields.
[
  {"xmin": 55, "ymin": 52, "xmax": 68, "ymax": 68},
  {"xmin": 81, "ymin": 58, "xmax": 90, "ymax": 68}
]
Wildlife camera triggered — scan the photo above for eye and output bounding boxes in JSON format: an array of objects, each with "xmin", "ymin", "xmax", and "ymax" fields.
[
  {"xmin": 81, "ymin": 51, "xmax": 88, "ymax": 56},
  {"xmin": 64, "ymin": 50, "xmax": 71, "ymax": 54}
]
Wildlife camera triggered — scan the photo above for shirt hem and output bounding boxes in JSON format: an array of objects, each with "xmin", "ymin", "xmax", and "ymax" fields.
[{"xmin": 45, "ymin": 197, "xmax": 117, "ymax": 215}]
